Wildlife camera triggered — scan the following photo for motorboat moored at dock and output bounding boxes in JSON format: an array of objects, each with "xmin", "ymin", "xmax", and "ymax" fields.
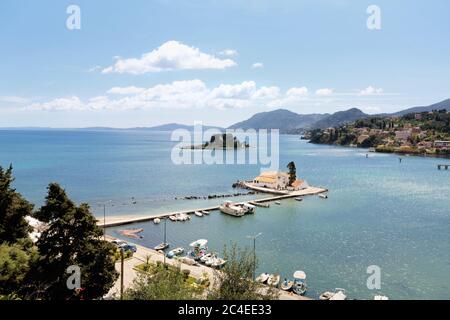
[
  {"xmin": 319, "ymin": 288, "xmax": 347, "ymax": 300},
  {"xmin": 219, "ymin": 201, "xmax": 255, "ymax": 217},
  {"xmin": 292, "ymin": 270, "xmax": 308, "ymax": 296},
  {"xmin": 153, "ymin": 218, "xmax": 161, "ymax": 224},
  {"xmin": 188, "ymin": 239, "xmax": 208, "ymax": 260},
  {"xmin": 280, "ymin": 279, "xmax": 294, "ymax": 291},
  {"xmin": 154, "ymin": 242, "xmax": 169, "ymax": 251},
  {"xmin": 319, "ymin": 193, "xmax": 328, "ymax": 199},
  {"xmin": 295, "ymin": 197, "xmax": 303, "ymax": 202},
  {"xmin": 167, "ymin": 247, "xmax": 184, "ymax": 258},
  {"xmin": 194, "ymin": 211, "xmax": 203, "ymax": 217},
  {"xmin": 267, "ymin": 274, "xmax": 280, "ymax": 287}
]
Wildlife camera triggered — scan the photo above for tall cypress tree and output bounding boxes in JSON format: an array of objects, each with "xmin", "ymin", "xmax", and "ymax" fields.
[
  {"xmin": 0, "ymin": 165, "xmax": 32, "ymax": 243},
  {"xmin": 287, "ymin": 161, "xmax": 297, "ymax": 186}
]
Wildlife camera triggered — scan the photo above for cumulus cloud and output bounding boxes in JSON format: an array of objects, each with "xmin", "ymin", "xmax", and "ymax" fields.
[
  {"xmin": 102, "ymin": 41, "xmax": 236, "ymax": 74},
  {"xmin": 286, "ymin": 86, "xmax": 309, "ymax": 97},
  {"xmin": 359, "ymin": 86, "xmax": 383, "ymax": 95},
  {"xmin": 0, "ymin": 96, "xmax": 30, "ymax": 104},
  {"xmin": 219, "ymin": 49, "xmax": 238, "ymax": 57},
  {"xmin": 252, "ymin": 62, "xmax": 264, "ymax": 69},
  {"xmin": 107, "ymin": 86, "xmax": 146, "ymax": 95},
  {"xmin": 315, "ymin": 88, "xmax": 334, "ymax": 96},
  {"xmin": 26, "ymin": 80, "xmax": 283, "ymax": 111}
]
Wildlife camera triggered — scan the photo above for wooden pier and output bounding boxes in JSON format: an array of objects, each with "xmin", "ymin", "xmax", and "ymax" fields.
[
  {"xmin": 99, "ymin": 186, "xmax": 327, "ymax": 228},
  {"xmin": 437, "ymin": 164, "xmax": 449, "ymax": 170}
]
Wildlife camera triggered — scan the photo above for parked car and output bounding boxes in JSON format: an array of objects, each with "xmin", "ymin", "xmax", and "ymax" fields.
[
  {"xmin": 119, "ymin": 243, "xmax": 137, "ymax": 253},
  {"xmin": 111, "ymin": 239, "xmax": 127, "ymax": 246}
]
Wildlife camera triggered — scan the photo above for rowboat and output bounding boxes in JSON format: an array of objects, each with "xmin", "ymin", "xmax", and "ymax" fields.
[
  {"xmin": 153, "ymin": 218, "xmax": 161, "ymax": 224},
  {"xmin": 201, "ymin": 210, "xmax": 210, "ymax": 215},
  {"xmin": 295, "ymin": 197, "xmax": 303, "ymax": 202},
  {"xmin": 256, "ymin": 273, "xmax": 270, "ymax": 284},
  {"xmin": 194, "ymin": 211, "xmax": 203, "ymax": 217},
  {"xmin": 280, "ymin": 279, "xmax": 294, "ymax": 291},
  {"xmin": 167, "ymin": 247, "xmax": 184, "ymax": 258},
  {"xmin": 169, "ymin": 215, "xmax": 177, "ymax": 222},
  {"xmin": 319, "ymin": 288, "xmax": 347, "ymax": 300},
  {"xmin": 319, "ymin": 194, "xmax": 328, "ymax": 199},
  {"xmin": 267, "ymin": 274, "xmax": 280, "ymax": 287},
  {"xmin": 274, "ymin": 201, "xmax": 281, "ymax": 205}
]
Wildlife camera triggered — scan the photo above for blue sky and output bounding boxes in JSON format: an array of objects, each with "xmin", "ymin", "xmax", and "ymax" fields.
[{"xmin": 0, "ymin": 0, "xmax": 449, "ymax": 127}]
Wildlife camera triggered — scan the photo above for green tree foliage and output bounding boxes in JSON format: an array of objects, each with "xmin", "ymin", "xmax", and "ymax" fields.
[
  {"xmin": 208, "ymin": 244, "xmax": 279, "ymax": 300},
  {"xmin": 0, "ymin": 165, "xmax": 33, "ymax": 243},
  {"xmin": 28, "ymin": 183, "xmax": 117, "ymax": 300},
  {"xmin": 124, "ymin": 264, "xmax": 200, "ymax": 300},
  {"xmin": 287, "ymin": 161, "xmax": 296, "ymax": 186},
  {"xmin": 0, "ymin": 241, "xmax": 37, "ymax": 296}
]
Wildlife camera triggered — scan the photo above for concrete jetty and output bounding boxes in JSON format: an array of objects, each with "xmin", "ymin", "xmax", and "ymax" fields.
[{"xmin": 98, "ymin": 186, "xmax": 327, "ymax": 228}]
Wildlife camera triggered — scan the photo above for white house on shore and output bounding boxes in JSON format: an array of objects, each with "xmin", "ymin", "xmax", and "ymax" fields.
[{"xmin": 252, "ymin": 171, "xmax": 309, "ymax": 191}]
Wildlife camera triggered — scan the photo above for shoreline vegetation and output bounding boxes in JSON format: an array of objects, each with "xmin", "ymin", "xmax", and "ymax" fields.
[{"xmin": 307, "ymin": 109, "xmax": 450, "ymax": 158}]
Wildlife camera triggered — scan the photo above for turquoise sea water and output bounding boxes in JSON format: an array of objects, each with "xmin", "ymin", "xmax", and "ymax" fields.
[{"xmin": 1, "ymin": 129, "xmax": 449, "ymax": 299}]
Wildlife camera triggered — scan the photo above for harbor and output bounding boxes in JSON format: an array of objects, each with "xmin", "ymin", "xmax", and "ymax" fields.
[{"xmin": 99, "ymin": 186, "xmax": 328, "ymax": 228}]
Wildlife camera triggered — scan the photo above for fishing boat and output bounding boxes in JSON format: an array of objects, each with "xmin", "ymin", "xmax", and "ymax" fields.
[
  {"xmin": 280, "ymin": 279, "xmax": 294, "ymax": 291},
  {"xmin": 154, "ymin": 242, "xmax": 169, "ymax": 251},
  {"xmin": 274, "ymin": 201, "xmax": 281, "ymax": 205},
  {"xmin": 167, "ymin": 247, "xmax": 184, "ymax": 258},
  {"xmin": 319, "ymin": 193, "xmax": 328, "ymax": 199},
  {"xmin": 295, "ymin": 197, "xmax": 303, "ymax": 202},
  {"xmin": 188, "ymin": 239, "xmax": 208, "ymax": 260},
  {"xmin": 255, "ymin": 273, "xmax": 270, "ymax": 284},
  {"xmin": 319, "ymin": 288, "xmax": 347, "ymax": 300},
  {"xmin": 267, "ymin": 274, "xmax": 280, "ymax": 287},
  {"xmin": 292, "ymin": 270, "xmax": 308, "ymax": 296},
  {"xmin": 201, "ymin": 210, "xmax": 210, "ymax": 215},
  {"xmin": 153, "ymin": 218, "xmax": 161, "ymax": 224},
  {"xmin": 194, "ymin": 211, "xmax": 203, "ymax": 217},
  {"xmin": 169, "ymin": 215, "xmax": 177, "ymax": 222},
  {"xmin": 176, "ymin": 213, "xmax": 190, "ymax": 221}
]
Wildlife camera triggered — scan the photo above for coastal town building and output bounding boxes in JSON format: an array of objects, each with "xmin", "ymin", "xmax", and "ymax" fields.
[
  {"xmin": 395, "ymin": 130, "xmax": 412, "ymax": 141},
  {"xmin": 253, "ymin": 171, "xmax": 309, "ymax": 191},
  {"xmin": 434, "ymin": 141, "xmax": 450, "ymax": 149}
]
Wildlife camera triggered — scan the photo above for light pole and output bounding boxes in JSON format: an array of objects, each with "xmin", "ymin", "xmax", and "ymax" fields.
[
  {"xmin": 163, "ymin": 217, "xmax": 167, "ymax": 266},
  {"xmin": 246, "ymin": 232, "xmax": 262, "ymax": 281},
  {"xmin": 98, "ymin": 200, "xmax": 112, "ymax": 240}
]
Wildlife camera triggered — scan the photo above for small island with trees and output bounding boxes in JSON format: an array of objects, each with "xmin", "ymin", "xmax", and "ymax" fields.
[{"xmin": 181, "ymin": 133, "xmax": 250, "ymax": 150}]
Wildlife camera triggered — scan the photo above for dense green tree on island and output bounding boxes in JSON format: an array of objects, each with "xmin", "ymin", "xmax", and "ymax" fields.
[
  {"xmin": 287, "ymin": 162, "xmax": 296, "ymax": 186},
  {"xmin": 0, "ymin": 165, "xmax": 33, "ymax": 243},
  {"xmin": 28, "ymin": 183, "xmax": 118, "ymax": 300}
]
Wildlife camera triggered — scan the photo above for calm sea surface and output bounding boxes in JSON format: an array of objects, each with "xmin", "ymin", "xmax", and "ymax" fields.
[{"xmin": 1, "ymin": 129, "xmax": 449, "ymax": 299}]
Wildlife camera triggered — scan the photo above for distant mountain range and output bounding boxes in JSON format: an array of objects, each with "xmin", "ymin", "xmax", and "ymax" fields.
[{"xmin": 227, "ymin": 98, "xmax": 450, "ymax": 133}]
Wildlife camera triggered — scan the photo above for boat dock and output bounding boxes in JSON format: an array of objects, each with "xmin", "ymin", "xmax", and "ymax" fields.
[{"xmin": 99, "ymin": 186, "xmax": 327, "ymax": 228}]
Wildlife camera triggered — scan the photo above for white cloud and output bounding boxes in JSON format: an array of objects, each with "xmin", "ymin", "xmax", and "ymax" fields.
[
  {"xmin": 219, "ymin": 49, "xmax": 238, "ymax": 57},
  {"xmin": 359, "ymin": 86, "xmax": 383, "ymax": 95},
  {"xmin": 107, "ymin": 86, "xmax": 146, "ymax": 95},
  {"xmin": 0, "ymin": 96, "xmax": 30, "ymax": 104},
  {"xmin": 27, "ymin": 96, "xmax": 84, "ymax": 111},
  {"xmin": 286, "ymin": 86, "xmax": 309, "ymax": 97},
  {"xmin": 252, "ymin": 62, "xmax": 264, "ymax": 69},
  {"xmin": 209, "ymin": 81, "xmax": 256, "ymax": 99},
  {"xmin": 102, "ymin": 41, "xmax": 236, "ymax": 74},
  {"xmin": 315, "ymin": 88, "xmax": 334, "ymax": 96},
  {"xmin": 252, "ymin": 86, "xmax": 280, "ymax": 99},
  {"xmin": 87, "ymin": 65, "xmax": 102, "ymax": 73}
]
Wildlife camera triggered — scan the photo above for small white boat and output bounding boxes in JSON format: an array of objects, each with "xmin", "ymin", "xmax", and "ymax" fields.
[
  {"xmin": 169, "ymin": 215, "xmax": 177, "ymax": 222},
  {"xmin": 280, "ymin": 279, "xmax": 294, "ymax": 291},
  {"xmin": 211, "ymin": 258, "xmax": 227, "ymax": 268},
  {"xmin": 274, "ymin": 201, "xmax": 281, "ymax": 205},
  {"xmin": 201, "ymin": 210, "xmax": 210, "ymax": 215},
  {"xmin": 176, "ymin": 213, "xmax": 190, "ymax": 221},
  {"xmin": 167, "ymin": 247, "xmax": 184, "ymax": 258},
  {"xmin": 267, "ymin": 274, "xmax": 280, "ymax": 287},
  {"xmin": 256, "ymin": 272, "xmax": 270, "ymax": 284},
  {"xmin": 153, "ymin": 218, "xmax": 161, "ymax": 224},
  {"xmin": 374, "ymin": 295, "xmax": 389, "ymax": 300},
  {"xmin": 319, "ymin": 194, "xmax": 328, "ymax": 199},
  {"xmin": 295, "ymin": 197, "xmax": 303, "ymax": 202},
  {"xmin": 320, "ymin": 288, "xmax": 347, "ymax": 300},
  {"xmin": 200, "ymin": 252, "xmax": 214, "ymax": 263},
  {"xmin": 194, "ymin": 211, "xmax": 203, "ymax": 217},
  {"xmin": 154, "ymin": 242, "xmax": 169, "ymax": 251}
]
